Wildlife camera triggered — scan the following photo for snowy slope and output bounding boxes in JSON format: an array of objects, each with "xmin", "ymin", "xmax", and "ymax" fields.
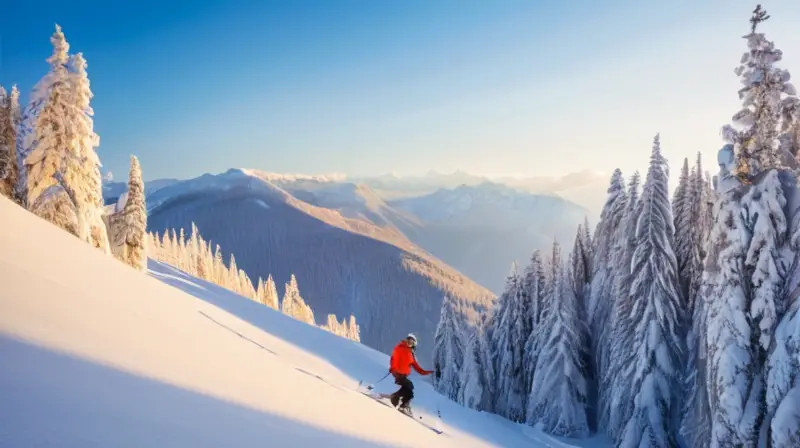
[{"xmin": 0, "ymin": 196, "xmax": 603, "ymax": 447}]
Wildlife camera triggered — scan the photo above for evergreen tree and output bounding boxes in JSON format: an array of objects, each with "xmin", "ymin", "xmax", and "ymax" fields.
[
  {"xmin": 24, "ymin": 25, "xmax": 79, "ymax": 234},
  {"xmin": 569, "ymin": 224, "xmax": 592, "ymax": 321},
  {"xmin": 347, "ymin": 315, "xmax": 360, "ymax": 342},
  {"xmin": 721, "ymin": 5, "xmax": 794, "ymax": 180},
  {"xmin": 113, "ymin": 155, "xmax": 147, "ymax": 271},
  {"xmin": 704, "ymin": 185, "xmax": 760, "ymax": 446},
  {"xmin": 459, "ymin": 322, "xmax": 494, "ymax": 411},
  {"xmin": 264, "ymin": 274, "xmax": 279, "ymax": 309},
  {"xmin": 256, "ymin": 277, "xmax": 266, "ymax": 305},
  {"xmin": 282, "ymin": 274, "xmax": 315, "ymax": 325},
  {"xmin": 523, "ymin": 251, "xmax": 548, "ymax": 398},
  {"xmin": 527, "ymin": 242, "xmax": 590, "ymax": 437},
  {"xmin": 766, "ymin": 215, "xmax": 800, "ymax": 446},
  {"xmin": 603, "ymin": 171, "xmax": 642, "ymax": 438},
  {"xmin": 673, "ymin": 158, "xmax": 692, "ymax": 302},
  {"xmin": 686, "ymin": 152, "xmax": 711, "ymax": 313},
  {"xmin": 62, "ymin": 52, "xmax": 108, "ymax": 253},
  {"xmin": 618, "ymin": 134, "xmax": 684, "ymax": 448},
  {"xmin": 432, "ymin": 297, "xmax": 465, "ymax": 401},
  {"xmin": 521, "ymin": 250, "xmax": 546, "ymax": 394},
  {"xmin": 228, "ymin": 254, "xmax": 240, "ymax": 294},
  {"xmin": 0, "ymin": 86, "xmax": 20, "ymax": 201},
  {"xmin": 459, "ymin": 327, "xmax": 482, "ymax": 409},
  {"xmin": 492, "ymin": 264, "xmax": 528, "ymax": 422},
  {"xmin": 587, "ymin": 169, "xmax": 628, "ymax": 426}
]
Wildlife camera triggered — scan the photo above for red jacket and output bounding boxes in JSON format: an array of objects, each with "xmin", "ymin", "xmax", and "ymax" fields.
[{"xmin": 390, "ymin": 340, "xmax": 432, "ymax": 376}]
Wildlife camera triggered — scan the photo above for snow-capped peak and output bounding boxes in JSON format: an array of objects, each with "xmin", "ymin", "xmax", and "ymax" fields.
[{"xmin": 239, "ymin": 169, "xmax": 348, "ymax": 184}]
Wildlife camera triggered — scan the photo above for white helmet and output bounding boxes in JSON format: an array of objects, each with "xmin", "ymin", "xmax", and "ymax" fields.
[{"xmin": 406, "ymin": 333, "xmax": 418, "ymax": 347}]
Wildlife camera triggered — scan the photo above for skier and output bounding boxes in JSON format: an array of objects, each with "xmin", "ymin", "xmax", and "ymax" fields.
[{"xmin": 388, "ymin": 333, "xmax": 433, "ymax": 415}]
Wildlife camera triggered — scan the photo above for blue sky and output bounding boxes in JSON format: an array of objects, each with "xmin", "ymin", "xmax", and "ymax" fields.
[{"xmin": 2, "ymin": 0, "xmax": 799, "ymax": 183}]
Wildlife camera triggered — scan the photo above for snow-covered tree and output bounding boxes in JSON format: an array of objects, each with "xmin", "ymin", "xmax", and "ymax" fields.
[
  {"xmin": 525, "ymin": 243, "xmax": 562, "ymax": 420},
  {"xmin": 705, "ymin": 184, "xmax": 763, "ymax": 446},
  {"xmin": 685, "ymin": 152, "xmax": 712, "ymax": 313},
  {"xmin": 527, "ymin": 242, "xmax": 590, "ymax": 438},
  {"xmin": 281, "ymin": 274, "xmax": 315, "ymax": 325},
  {"xmin": 113, "ymin": 155, "xmax": 147, "ymax": 271},
  {"xmin": 492, "ymin": 264, "xmax": 528, "ymax": 422},
  {"xmin": 766, "ymin": 237, "xmax": 800, "ymax": 447},
  {"xmin": 587, "ymin": 169, "xmax": 628, "ymax": 427},
  {"xmin": 0, "ymin": 86, "xmax": 20, "ymax": 201},
  {"xmin": 459, "ymin": 321, "xmax": 495, "ymax": 411},
  {"xmin": 603, "ymin": 171, "xmax": 642, "ymax": 439},
  {"xmin": 432, "ymin": 297, "xmax": 465, "ymax": 401},
  {"xmin": 521, "ymin": 250, "xmax": 546, "ymax": 394},
  {"xmin": 347, "ymin": 315, "xmax": 360, "ymax": 342},
  {"xmin": 62, "ymin": 52, "xmax": 108, "ymax": 252},
  {"xmin": 263, "ymin": 274, "xmax": 279, "ymax": 309},
  {"xmin": 618, "ymin": 134, "xmax": 684, "ymax": 448},
  {"xmin": 569, "ymin": 225, "xmax": 592, "ymax": 322},
  {"xmin": 212, "ymin": 245, "xmax": 224, "ymax": 285},
  {"xmin": 24, "ymin": 26, "xmax": 77, "ymax": 230},
  {"xmin": 228, "ymin": 254, "xmax": 241, "ymax": 293},
  {"xmin": 674, "ymin": 158, "xmax": 693, "ymax": 301},
  {"xmin": 722, "ymin": 5, "xmax": 796, "ymax": 180}
]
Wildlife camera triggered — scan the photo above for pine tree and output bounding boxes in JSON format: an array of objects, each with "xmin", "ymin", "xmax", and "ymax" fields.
[
  {"xmin": 705, "ymin": 186, "xmax": 760, "ymax": 446},
  {"xmin": 228, "ymin": 254, "xmax": 240, "ymax": 294},
  {"xmin": 603, "ymin": 171, "xmax": 642, "ymax": 439},
  {"xmin": 526, "ymin": 242, "xmax": 559, "ymax": 424},
  {"xmin": 24, "ymin": 25, "xmax": 79, "ymax": 234},
  {"xmin": 766, "ymin": 213, "xmax": 800, "ymax": 446},
  {"xmin": 0, "ymin": 86, "xmax": 20, "ymax": 201},
  {"xmin": 721, "ymin": 4, "xmax": 795, "ymax": 180},
  {"xmin": 521, "ymin": 250, "xmax": 546, "ymax": 394},
  {"xmin": 686, "ymin": 152, "xmax": 711, "ymax": 313},
  {"xmin": 618, "ymin": 134, "xmax": 684, "ymax": 448},
  {"xmin": 673, "ymin": 158, "xmax": 692, "ymax": 301},
  {"xmin": 527, "ymin": 242, "xmax": 590, "ymax": 438},
  {"xmin": 347, "ymin": 315, "xmax": 360, "ymax": 342},
  {"xmin": 212, "ymin": 245, "xmax": 224, "ymax": 285},
  {"xmin": 492, "ymin": 264, "xmax": 528, "ymax": 422},
  {"xmin": 523, "ymin": 251, "xmax": 548, "ymax": 400},
  {"xmin": 264, "ymin": 274, "xmax": 279, "ymax": 309},
  {"xmin": 569, "ymin": 224, "xmax": 592, "ymax": 322},
  {"xmin": 432, "ymin": 297, "xmax": 465, "ymax": 401},
  {"xmin": 113, "ymin": 155, "xmax": 147, "ymax": 271},
  {"xmin": 62, "ymin": 52, "xmax": 108, "ymax": 253},
  {"xmin": 459, "ymin": 321, "xmax": 495, "ymax": 411},
  {"xmin": 282, "ymin": 274, "xmax": 315, "ymax": 325},
  {"xmin": 587, "ymin": 169, "xmax": 628, "ymax": 427}
]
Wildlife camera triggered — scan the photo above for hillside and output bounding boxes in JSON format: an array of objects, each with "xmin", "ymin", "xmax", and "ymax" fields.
[
  {"xmin": 0, "ymin": 195, "xmax": 604, "ymax": 447},
  {"xmin": 213, "ymin": 171, "xmax": 589, "ymax": 293},
  {"xmin": 144, "ymin": 169, "xmax": 494, "ymax": 364}
]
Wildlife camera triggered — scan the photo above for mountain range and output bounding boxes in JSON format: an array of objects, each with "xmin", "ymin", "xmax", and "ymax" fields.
[{"xmin": 103, "ymin": 168, "xmax": 592, "ymax": 362}]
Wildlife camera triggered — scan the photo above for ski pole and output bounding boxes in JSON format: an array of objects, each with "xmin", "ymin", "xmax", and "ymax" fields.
[{"xmin": 366, "ymin": 372, "xmax": 391, "ymax": 390}]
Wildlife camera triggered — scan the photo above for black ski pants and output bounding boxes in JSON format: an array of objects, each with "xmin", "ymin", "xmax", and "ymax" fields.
[{"xmin": 391, "ymin": 373, "xmax": 414, "ymax": 407}]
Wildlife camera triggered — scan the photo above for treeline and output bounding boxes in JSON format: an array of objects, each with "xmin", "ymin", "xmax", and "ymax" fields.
[
  {"xmin": 432, "ymin": 6, "xmax": 800, "ymax": 447},
  {"xmin": 147, "ymin": 225, "xmax": 361, "ymax": 342}
]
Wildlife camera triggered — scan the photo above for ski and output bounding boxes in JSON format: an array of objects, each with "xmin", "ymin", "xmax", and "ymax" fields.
[{"xmin": 357, "ymin": 390, "xmax": 443, "ymax": 434}]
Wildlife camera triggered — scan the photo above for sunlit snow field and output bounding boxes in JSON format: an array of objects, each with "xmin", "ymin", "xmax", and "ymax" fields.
[{"xmin": 0, "ymin": 196, "xmax": 609, "ymax": 447}]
